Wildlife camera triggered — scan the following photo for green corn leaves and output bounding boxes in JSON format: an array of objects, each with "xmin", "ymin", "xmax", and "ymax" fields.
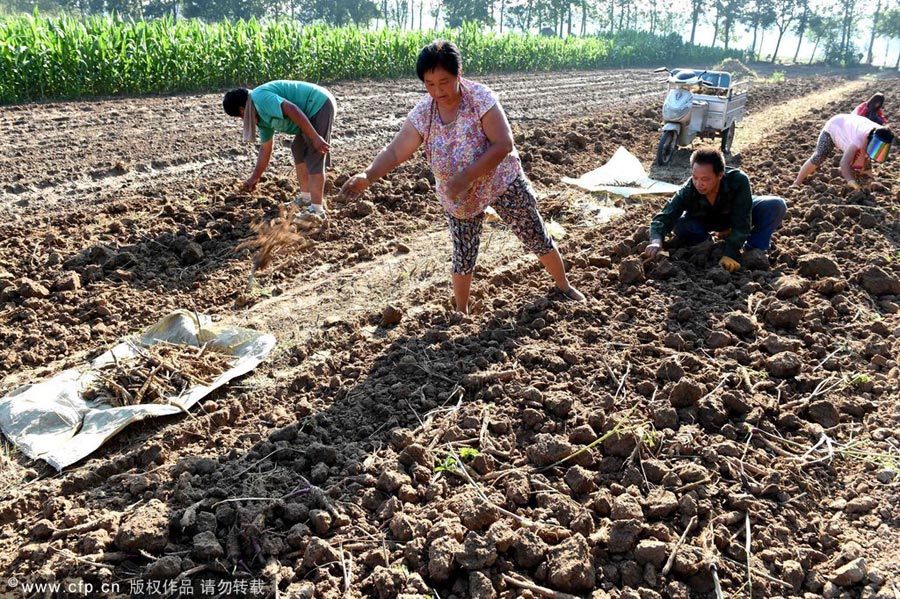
[{"xmin": 0, "ymin": 14, "xmax": 742, "ymax": 105}]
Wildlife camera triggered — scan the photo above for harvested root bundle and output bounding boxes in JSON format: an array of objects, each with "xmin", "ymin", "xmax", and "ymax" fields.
[
  {"xmin": 713, "ymin": 58, "xmax": 757, "ymax": 79},
  {"xmin": 84, "ymin": 341, "xmax": 233, "ymax": 407},
  {"xmin": 236, "ymin": 205, "xmax": 314, "ymax": 274}
]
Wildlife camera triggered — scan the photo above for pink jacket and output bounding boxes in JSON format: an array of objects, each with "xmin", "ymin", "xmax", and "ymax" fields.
[{"xmin": 855, "ymin": 102, "xmax": 887, "ymax": 124}]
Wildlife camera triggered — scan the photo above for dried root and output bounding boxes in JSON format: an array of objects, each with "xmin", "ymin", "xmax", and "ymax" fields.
[
  {"xmin": 84, "ymin": 341, "xmax": 232, "ymax": 406},
  {"xmin": 236, "ymin": 205, "xmax": 313, "ymax": 275}
]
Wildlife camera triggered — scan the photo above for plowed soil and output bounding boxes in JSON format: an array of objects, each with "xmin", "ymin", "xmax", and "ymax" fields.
[{"xmin": 1, "ymin": 64, "xmax": 899, "ymax": 599}]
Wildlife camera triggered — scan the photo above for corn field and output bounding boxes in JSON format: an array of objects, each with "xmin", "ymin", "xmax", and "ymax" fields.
[{"xmin": 0, "ymin": 14, "xmax": 743, "ymax": 104}]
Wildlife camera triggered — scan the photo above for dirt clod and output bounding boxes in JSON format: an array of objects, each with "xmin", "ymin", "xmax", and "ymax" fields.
[
  {"xmin": 799, "ymin": 254, "xmax": 842, "ymax": 278},
  {"xmin": 146, "ymin": 555, "xmax": 182, "ymax": 579},
  {"xmin": 618, "ymin": 257, "xmax": 645, "ymax": 285},
  {"xmin": 381, "ymin": 304, "xmax": 403, "ymax": 327},
  {"xmin": 724, "ymin": 312, "xmax": 757, "ymax": 336},
  {"xmin": 765, "ymin": 351, "xmax": 802, "ymax": 378},
  {"xmin": 115, "ymin": 499, "xmax": 170, "ymax": 553},
  {"xmin": 455, "ymin": 531, "xmax": 496, "ymax": 570},
  {"xmin": 608, "ymin": 519, "xmax": 642, "ymax": 553},
  {"xmin": 832, "ymin": 557, "xmax": 868, "ymax": 586},
  {"xmin": 634, "ymin": 539, "xmax": 668, "ymax": 567},
  {"xmin": 669, "ymin": 379, "xmax": 704, "ymax": 408},
  {"xmin": 741, "ymin": 248, "xmax": 769, "ymax": 270},
  {"xmin": 17, "ymin": 278, "xmax": 50, "ymax": 299},
  {"xmin": 53, "ymin": 272, "xmax": 81, "ymax": 292},
  {"xmin": 428, "ymin": 537, "xmax": 461, "ymax": 583},
  {"xmin": 857, "ymin": 265, "xmax": 900, "ymax": 296},
  {"xmin": 807, "ymin": 400, "xmax": 840, "ymax": 428},
  {"xmin": 774, "ymin": 275, "xmax": 810, "ymax": 299},
  {"xmin": 546, "ymin": 534, "xmax": 596, "ymax": 592}
]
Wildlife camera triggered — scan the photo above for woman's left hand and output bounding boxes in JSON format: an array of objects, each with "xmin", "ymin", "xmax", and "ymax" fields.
[
  {"xmin": 446, "ymin": 172, "xmax": 472, "ymax": 200},
  {"xmin": 312, "ymin": 135, "xmax": 331, "ymax": 155}
]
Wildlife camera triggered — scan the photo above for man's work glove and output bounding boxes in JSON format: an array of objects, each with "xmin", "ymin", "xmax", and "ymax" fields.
[
  {"xmin": 719, "ymin": 256, "xmax": 740, "ymax": 272},
  {"xmin": 847, "ymin": 179, "xmax": 860, "ymax": 191}
]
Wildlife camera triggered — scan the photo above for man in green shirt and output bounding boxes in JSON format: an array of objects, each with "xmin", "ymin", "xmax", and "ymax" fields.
[
  {"xmin": 644, "ymin": 148, "xmax": 787, "ymax": 272},
  {"xmin": 223, "ymin": 80, "xmax": 336, "ymax": 220}
]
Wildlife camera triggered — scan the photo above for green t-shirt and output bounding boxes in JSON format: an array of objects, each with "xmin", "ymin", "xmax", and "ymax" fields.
[{"xmin": 249, "ymin": 80, "xmax": 330, "ymax": 144}]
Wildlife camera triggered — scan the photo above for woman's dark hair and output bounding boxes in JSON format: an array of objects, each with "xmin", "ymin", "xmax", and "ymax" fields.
[
  {"xmin": 872, "ymin": 126, "xmax": 893, "ymax": 144},
  {"xmin": 416, "ymin": 40, "xmax": 462, "ymax": 81},
  {"xmin": 690, "ymin": 147, "xmax": 726, "ymax": 174},
  {"xmin": 223, "ymin": 88, "xmax": 250, "ymax": 117},
  {"xmin": 868, "ymin": 93, "xmax": 885, "ymax": 110}
]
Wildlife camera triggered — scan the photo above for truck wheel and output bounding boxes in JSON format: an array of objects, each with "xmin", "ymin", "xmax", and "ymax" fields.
[
  {"xmin": 721, "ymin": 124, "xmax": 735, "ymax": 154},
  {"xmin": 656, "ymin": 130, "xmax": 677, "ymax": 165}
]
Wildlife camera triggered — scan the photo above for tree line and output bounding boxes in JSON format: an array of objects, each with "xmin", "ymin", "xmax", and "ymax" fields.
[{"xmin": 3, "ymin": 0, "xmax": 898, "ymax": 66}]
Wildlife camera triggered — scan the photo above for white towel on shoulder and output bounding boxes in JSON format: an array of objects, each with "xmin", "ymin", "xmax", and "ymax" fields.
[{"xmin": 242, "ymin": 98, "xmax": 257, "ymax": 143}]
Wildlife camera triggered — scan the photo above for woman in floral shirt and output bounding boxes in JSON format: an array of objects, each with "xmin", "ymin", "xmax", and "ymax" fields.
[{"xmin": 341, "ymin": 40, "xmax": 583, "ymax": 313}]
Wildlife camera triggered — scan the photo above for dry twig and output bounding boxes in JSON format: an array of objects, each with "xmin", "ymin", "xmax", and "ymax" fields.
[
  {"xmin": 501, "ymin": 573, "xmax": 581, "ymax": 599},
  {"xmin": 263, "ymin": 557, "xmax": 280, "ymax": 599},
  {"xmin": 535, "ymin": 402, "xmax": 640, "ymax": 472},
  {"xmin": 662, "ymin": 515, "xmax": 698, "ymax": 576},
  {"xmin": 338, "ymin": 543, "xmax": 352, "ymax": 596},
  {"xmin": 49, "ymin": 517, "xmax": 115, "ymax": 541},
  {"xmin": 719, "ymin": 555, "xmax": 793, "ymax": 588},
  {"xmin": 174, "ymin": 564, "xmax": 208, "ymax": 582},
  {"xmin": 745, "ymin": 511, "xmax": 753, "ymax": 598}
]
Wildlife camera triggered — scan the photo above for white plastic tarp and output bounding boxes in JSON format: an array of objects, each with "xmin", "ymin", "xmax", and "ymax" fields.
[
  {"xmin": 0, "ymin": 310, "xmax": 275, "ymax": 470},
  {"xmin": 561, "ymin": 146, "xmax": 682, "ymax": 197}
]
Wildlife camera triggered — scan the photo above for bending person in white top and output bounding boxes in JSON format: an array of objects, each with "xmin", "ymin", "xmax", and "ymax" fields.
[{"xmin": 794, "ymin": 113, "xmax": 893, "ymax": 190}]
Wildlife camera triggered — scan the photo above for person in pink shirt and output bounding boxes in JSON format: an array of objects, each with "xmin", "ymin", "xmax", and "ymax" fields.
[
  {"xmin": 794, "ymin": 113, "xmax": 893, "ymax": 189},
  {"xmin": 340, "ymin": 40, "xmax": 583, "ymax": 313},
  {"xmin": 855, "ymin": 93, "xmax": 886, "ymax": 125}
]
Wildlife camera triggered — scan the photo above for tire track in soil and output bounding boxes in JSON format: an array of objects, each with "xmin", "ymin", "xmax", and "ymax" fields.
[{"xmin": 733, "ymin": 78, "xmax": 870, "ymax": 152}]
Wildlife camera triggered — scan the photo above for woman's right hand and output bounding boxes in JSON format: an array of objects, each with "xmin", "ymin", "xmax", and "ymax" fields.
[
  {"xmin": 340, "ymin": 173, "xmax": 370, "ymax": 201},
  {"xmin": 240, "ymin": 176, "xmax": 258, "ymax": 192}
]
